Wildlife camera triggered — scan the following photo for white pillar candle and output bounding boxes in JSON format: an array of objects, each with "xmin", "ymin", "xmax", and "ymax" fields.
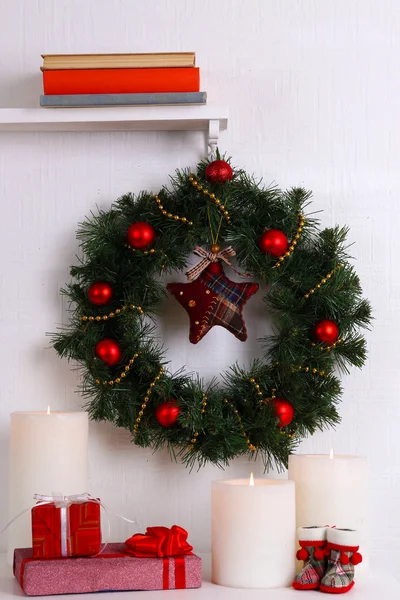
[
  {"xmin": 8, "ymin": 411, "xmax": 88, "ymax": 562},
  {"xmin": 212, "ymin": 477, "xmax": 296, "ymax": 588},
  {"xmin": 288, "ymin": 454, "xmax": 368, "ymax": 573}
]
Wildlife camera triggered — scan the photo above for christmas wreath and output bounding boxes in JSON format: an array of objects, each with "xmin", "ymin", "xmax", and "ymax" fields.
[{"xmin": 52, "ymin": 155, "xmax": 371, "ymax": 469}]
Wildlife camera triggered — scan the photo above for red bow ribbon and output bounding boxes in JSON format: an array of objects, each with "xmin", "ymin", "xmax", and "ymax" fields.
[{"xmin": 125, "ymin": 526, "xmax": 193, "ymax": 558}]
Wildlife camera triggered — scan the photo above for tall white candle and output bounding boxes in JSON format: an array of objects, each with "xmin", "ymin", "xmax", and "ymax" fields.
[
  {"xmin": 212, "ymin": 477, "xmax": 295, "ymax": 588},
  {"xmin": 288, "ymin": 454, "xmax": 368, "ymax": 573},
  {"xmin": 8, "ymin": 411, "xmax": 88, "ymax": 561}
]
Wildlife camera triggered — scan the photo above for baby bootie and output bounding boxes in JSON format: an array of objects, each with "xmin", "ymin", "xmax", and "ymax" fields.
[
  {"xmin": 320, "ymin": 528, "xmax": 362, "ymax": 594},
  {"xmin": 292, "ymin": 526, "xmax": 328, "ymax": 590}
]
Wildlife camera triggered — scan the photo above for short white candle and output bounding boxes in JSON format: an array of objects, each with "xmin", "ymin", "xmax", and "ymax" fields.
[
  {"xmin": 288, "ymin": 453, "xmax": 368, "ymax": 572},
  {"xmin": 8, "ymin": 410, "xmax": 88, "ymax": 561},
  {"xmin": 212, "ymin": 476, "xmax": 295, "ymax": 588}
]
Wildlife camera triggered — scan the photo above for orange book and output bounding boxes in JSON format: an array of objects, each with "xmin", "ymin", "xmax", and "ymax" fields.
[{"xmin": 43, "ymin": 67, "xmax": 200, "ymax": 95}]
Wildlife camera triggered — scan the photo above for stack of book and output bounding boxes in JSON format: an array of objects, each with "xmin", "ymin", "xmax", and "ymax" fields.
[{"xmin": 40, "ymin": 52, "xmax": 206, "ymax": 108}]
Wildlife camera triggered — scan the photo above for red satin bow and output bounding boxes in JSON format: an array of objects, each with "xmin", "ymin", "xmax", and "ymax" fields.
[{"xmin": 125, "ymin": 526, "xmax": 193, "ymax": 558}]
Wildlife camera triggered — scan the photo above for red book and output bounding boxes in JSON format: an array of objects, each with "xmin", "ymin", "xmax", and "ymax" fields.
[{"xmin": 43, "ymin": 67, "xmax": 200, "ymax": 95}]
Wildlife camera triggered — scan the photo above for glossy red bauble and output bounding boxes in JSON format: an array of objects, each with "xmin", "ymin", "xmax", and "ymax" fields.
[
  {"xmin": 272, "ymin": 397, "xmax": 294, "ymax": 428},
  {"xmin": 88, "ymin": 281, "xmax": 113, "ymax": 306},
  {"xmin": 314, "ymin": 319, "xmax": 339, "ymax": 345},
  {"xmin": 155, "ymin": 399, "xmax": 180, "ymax": 427},
  {"xmin": 205, "ymin": 160, "xmax": 233, "ymax": 184},
  {"xmin": 258, "ymin": 229, "xmax": 289, "ymax": 257},
  {"xmin": 95, "ymin": 338, "xmax": 122, "ymax": 366},
  {"xmin": 127, "ymin": 222, "xmax": 156, "ymax": 250},
  {"xmin": 205, "ymin": 261, "xmax": 223, "ymax": 276}
]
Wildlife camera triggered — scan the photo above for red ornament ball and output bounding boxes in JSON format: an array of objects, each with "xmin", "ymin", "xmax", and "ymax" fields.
[
  {"xmin": 127, "ymin": 221, "xmax": 156, "ymax": 250},
  {"xmin": 314, "ymin": 319, "xmax": 339, "ymax": 345},
  {"xmin": 351, "ymin": 552, "xmax": 362, "ymax": 566},
  {"xmin": 95, "ymin": 338, "xmax": 122, "ymax": 366},
  {"xmin": 259, "ymin": 229, "xmax": 289, "ymax": 257},
  {"xmin": 272, "ymin": 397, "xmax": 294, "ymax": 428},
  {"xmin": 155, "ymin": 399, "xmax": 180, "ymax": 427},
  {"xmin": 88, "ymin": 281, "xmax": 113, "ymax": 306},
  {"xmin": 206, "ymin": 261, "xmax": 223, "ymax": 276},
  {"xmin": 205, "ymin": 160, "xmax": 233, "ymax": 184}
]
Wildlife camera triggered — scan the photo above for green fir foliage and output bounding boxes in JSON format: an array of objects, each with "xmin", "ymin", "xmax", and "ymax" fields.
[{"xmin": 51, "ymin": 155, "xmax": 372, "ymax": 470}]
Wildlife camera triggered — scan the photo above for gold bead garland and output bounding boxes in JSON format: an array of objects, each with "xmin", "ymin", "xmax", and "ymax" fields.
[
  {"xmin": 304, "ymin": 264, "xmax": 343, "ymax": 299},
  {"xmin": 133, "ymin": 367, "xmax": 164, "ymax": 433},
  {"xmin": 312, "ymin": 338, "xmax": 344, "ymax": 352},
  {"xmin": 279, "ymin": 429, "xmax": 296, "ymax": 439},
  {"xmin": 224, "ymin": 398, "xmax": 257, "ymax": 451},
  {"xmin": 295, "ymin": 365, "xmax": 326, "ymax": 377},
  {"xmin": 188, "ymin": 174, "xmax": 231, "ymax": 223},
  {"xmin": 153, "ymin": 194, "xmax": 193, "ymax": 226},
  {"xmin": 95, "ymin": 353, "xmax": 140, "ymax": 386},
  {"xmin": 275, "ymin": 213, "xmax": 305, "ymax": 268},
  {"xmin": 249, "ymin": 377, "xmax": 277, "ymax": 404},
  {"xmin": 249, "ymin": 377, "xmax": 265, "ymax": 402},
  {"xmin": 188, "ymin": 392, "xmax": 208, "ymax": 451},
  {"xmin": 81, "ymin": 303, "xmax": 144, "ymax": 322},
  {"xmin": 125, "ymin": 243, "xmax": 157, "ymax": 256},
  {"xmin": 124, "ymin": 244, "xmax": 168, "ymax": 269}
]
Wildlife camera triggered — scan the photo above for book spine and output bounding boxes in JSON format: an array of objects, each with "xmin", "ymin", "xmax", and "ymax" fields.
[
  {"xmin": 43, "ymin": 68, "xmax": 200, "ymax": 95},
  {"xmin": 41, "ymin": 52, "xmax": 196, "ymax": 70},
  {"xmin": 40, "ymin": 92, "xmax": 207, "ymax": 107}
]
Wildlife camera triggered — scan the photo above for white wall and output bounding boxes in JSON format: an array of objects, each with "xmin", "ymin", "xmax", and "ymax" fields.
[{"xmin": 0, "ymin": 0, "xmax": 399, "ymax": 577}]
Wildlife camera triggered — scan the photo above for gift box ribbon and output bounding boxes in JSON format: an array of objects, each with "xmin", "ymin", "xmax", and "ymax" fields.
[{"xmin": 125, "ymin": 526, "xmax": 193, "ymax": 589}]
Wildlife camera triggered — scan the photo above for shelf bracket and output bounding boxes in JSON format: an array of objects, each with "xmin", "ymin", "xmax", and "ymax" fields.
[{"xmin": 208, "ymin": 119, "xmax": 220, "ymax": 158}]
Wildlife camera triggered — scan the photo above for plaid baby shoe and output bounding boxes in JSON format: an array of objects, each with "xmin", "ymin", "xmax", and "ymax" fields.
[
  {"xmin": 292, "ymin": 526, "xmax": 328, "ymax": 590},
  {"xmin": 320, "ymin": 528, "xmax": 362, "ymax": 594}
]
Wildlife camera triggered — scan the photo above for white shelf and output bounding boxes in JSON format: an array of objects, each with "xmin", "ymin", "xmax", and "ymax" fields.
[
  {"xmin": 0, "ymin": 106, "xmax": 228, "ymax": 152},
  {"xmin": 1, "ymin": 553, "xmax": 399, "ymax": 599}
]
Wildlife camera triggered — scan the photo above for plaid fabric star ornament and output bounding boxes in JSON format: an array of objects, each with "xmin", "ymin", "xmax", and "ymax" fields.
[{"xmin": 167, "ymin": 261, "xmax": 259, "ymax": 344}]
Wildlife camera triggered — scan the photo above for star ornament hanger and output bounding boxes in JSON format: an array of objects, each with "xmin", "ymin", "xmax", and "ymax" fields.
[{"xmin": 167, "ymin": 257, "xmax": 259, "ymax": 345}]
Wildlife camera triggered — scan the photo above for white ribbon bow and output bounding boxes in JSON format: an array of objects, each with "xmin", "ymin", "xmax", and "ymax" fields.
[{"xmin": 34, "ymin": 493, "xmax": 93, "ymax": 509}]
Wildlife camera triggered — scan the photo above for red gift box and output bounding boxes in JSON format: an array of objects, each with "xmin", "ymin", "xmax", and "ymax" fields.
[
  {"xmin": 14, "ymin": 543, "xmax": 202, "ymax": 596},
  {"xmin": 31, "ymin": 494, "xmax": 101, "ymax": 558}
]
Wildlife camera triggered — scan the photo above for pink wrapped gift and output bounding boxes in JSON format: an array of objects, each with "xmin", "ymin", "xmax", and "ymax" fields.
[{"xmin": 14, "ymin": 543, "xmax": 202, "ymax": 596}]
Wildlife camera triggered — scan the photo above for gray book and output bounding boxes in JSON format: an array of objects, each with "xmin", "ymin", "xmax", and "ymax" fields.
[{"xmin": 40, "ymin": 92, "xmax": 207, "ymax": 108}]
